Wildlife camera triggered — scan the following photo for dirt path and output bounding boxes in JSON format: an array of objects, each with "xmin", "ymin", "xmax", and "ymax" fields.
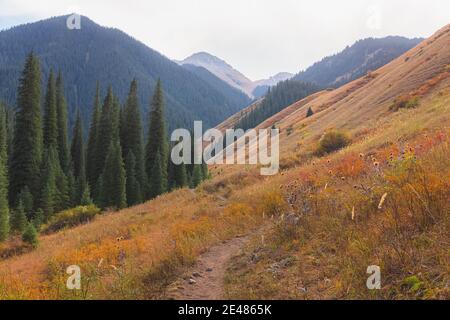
[{"xmin": 166, "ymin": 235, "xmax": 249, "ymax": 300}]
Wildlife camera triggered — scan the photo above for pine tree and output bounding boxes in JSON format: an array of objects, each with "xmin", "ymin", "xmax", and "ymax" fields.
[
  {"xmin": 43, "ymin": 69, "xmax": 58, "ymax": 149},
  {"xmin": 306, "ymin": 106, "xmax": 314, "ymax": 118},
  {"xmin": 22, "ymin": 222, "xmax": 38, "ymax": 248},
  {"xmin": 18, "ymin": 186, "xmax": 33, "ymax": 219},
  {"xmin": 9, "ymin": 53, "xmax": 43, "ymax": 206},
  {"xmin": 0, "ymin": 105, "xmax": 9, "ymax": 241},
  {"xmin": 146, "ymin": 80, "xmax": 168, "ymax": 196},
  {"xmin": 86, "ymin": 82, "xmax": 101, "ymax": 194},
  {"xmin": 201, "ymin": 162, "xmax": 209, "ymax": 181},
  {"xmin": 121, "ymin": 79, "xmax": 146, "ymax": 202},
  {"xmin": 39, "ymin": 146, "xmax": 58, "ymax": 220},
  {"xmin": 125, "ymin": 151, "xmax": 141, "ymax": 206},
  {"xmin": 149, "ymin": 151, "xmax": 164, "ymax": 198},
  {"xmin": 96, "ymin": 86, "xmax": 114, "ymax": 183},
  {"xmin": 100, "ymin": 141, "xmax": 126, "ymax": 209},
  {"xmin": 11, "ymin": 200, "xmax": 27, "ymax": 233},
  {"xmin": 80, "ymin": 184, "xmax": 93, "ymax": 206},
  {"xmin": 71, "ymin": 110, "xmax": 86, "ymax": 203},
  {"xmin": 56, "ymin": 72, "xmax": 70, "ymax": 173},
  {"xmin": 191, "ymin": 164, "xmax": 203, "ymax": 188}
]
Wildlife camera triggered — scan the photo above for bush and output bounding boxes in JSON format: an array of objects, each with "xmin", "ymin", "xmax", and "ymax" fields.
[
  {"xmin": 22, "ymin": 223, "xmax": 39, "ymax": 248},
  {"xmin": 43, "ymin": 205, "xmax": 101, "ymax": 234},
  {"xmin": 315, "ymin": 130, "xmax": 350, "ymax": 155},
  {"xmin": 389, "ymin": 95, "xmax": 419, "ymax": 111}
]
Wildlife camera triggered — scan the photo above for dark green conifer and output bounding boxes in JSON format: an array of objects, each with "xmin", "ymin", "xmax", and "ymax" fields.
[{"xmin": 56, "ymin": 72, "xmax": 70, "ymax": 173}]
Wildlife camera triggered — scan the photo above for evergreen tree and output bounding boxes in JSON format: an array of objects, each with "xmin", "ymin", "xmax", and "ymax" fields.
[
  {"xmin": 39, "ymin": 146, "xmax": 59, "ymax": 220},
  {"xmin": 173, "ymin": 162, "xmax": 188, "ymax": 189},
  {"xmin": 71, "ymin": 110, "xmax": 86, "ymax": 203},
  {"xmin": 80, "ymin": 184, "xmax": 93, "ymax": 206},
  {"xmin": 306, "ymin": 106, "xmax": 314, "ymax": 118},
  {"xmin": 149, "ymin": 151, "xmax": 164, "ymax": 198},
  {"xmin": 201, "ymin": 162, "xmax": 209, "ymax": 181},
  {"xmin": 9, "ymin": 53, "xmax": 43, "ymax": 206},
  {"xmin": 121, "ymin": 79, "xmax": 146, "ymax": 202},
  {"xmin": 11, "ymin": 200, "xmax": 27, "ymax": 233},
  {"xmin": 86, "ymin": 82, "xmax": 101, "ymax": 194},
  {"xmin": 146, "ymin": 80, "xmax": 168, "ymax": 195},
  {"xmin": 22, "ymin": 222, "xmax": 39, "ymax": 248},
  {"xmin": 56, "ymin": 72, "xmax": 70, "ymax": 173},
  {"xmin": 100, "ymin": 141, "xmax": 126, "ymax": 209},
  {"xmin": 191, "ymin": 164, "xmax": 203, "ymax": 188},
  {"xmin": 18, "ymin": 186, "xmax": 33, "ymax": 219},
  {"xmin": 96, "ymin": 86, "xmax": 114, "ymax": 184},
  {"xmin": 32, "ymin": 208, "xmax": 44, "ymax": 231},
  {"xmin": 0, "ymin": 105, "xmax": 9, "ymax": 241},
  {"xmin": 43, "ymin": 69, "xmax": 58, "ymax": 149},
  {"xmin": 125, "ymin": 151, "xmax": 141, "ymax": 206}
]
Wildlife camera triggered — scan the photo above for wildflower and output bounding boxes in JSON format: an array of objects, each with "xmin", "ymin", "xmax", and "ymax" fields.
[
  {"xmin": 351, "ymin": 206, "xmax": 355, "ymax": 220},
  {"xmin": 373, "ymin": 161, "xmax": 380, "ymax": 167},
  {"xmin": 341, "ymin": 177, "xmax": 345, "ymax": 181},
  {"xmin": 359, "ymin": 153, "xmax": 364, "ymax": 158},
  {"xmin": 328, "ymin": 170, "xmax": 333, "ymax": 175},
  {"xmin": 378, "ymin": 193, "xmax": 388, "ymax": 209}
]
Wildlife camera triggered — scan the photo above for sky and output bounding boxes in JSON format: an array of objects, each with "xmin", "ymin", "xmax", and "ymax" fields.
[{"xmin": 0, "ymin": 0, "xmax": 449, "ymax": 80}]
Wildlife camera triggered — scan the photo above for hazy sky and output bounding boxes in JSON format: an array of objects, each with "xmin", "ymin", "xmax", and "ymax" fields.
[{"xmin": 1, "ymin": 0, "xmax": 449, "ymax": 80}]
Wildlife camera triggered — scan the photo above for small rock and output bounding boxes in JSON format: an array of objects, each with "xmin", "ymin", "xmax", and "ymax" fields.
[
  {"xmin": 192, "ymin": 272, "xmax": 202, "ymax": 278},
  {"xmin": 299, "ymin": 287, "xmax": 307, "ymax": 293},
  {"xmin": 188, "ymin": 278, "xmax": 196, "ymax": 285},
  {"xmin": 206, "ymin": 267, "xmax": 213, "ymax": 272}
]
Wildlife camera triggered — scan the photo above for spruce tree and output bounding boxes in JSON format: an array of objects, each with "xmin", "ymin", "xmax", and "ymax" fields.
[
  {"xmin": 201, "ymin": 161, "xmax": 209, "ymax": 181},
  {"xmin": 146, "ymin": 80, "xmax": 168, "ymax": 196},
  {"xmin": 80, "ymin": 184, "xmax": 93, "ymax": 206},
  {"xmin": 191, "ymin": 164, "xmax": 203, "ymax": 188},
  {"xmin": 125, "ymin": 151, "xmax": 141, "ymax": 206},
  {"xmin": 149, "ymin": 151, "xmax": 164, "ymax": 198},
  {"xmin": 71, "ymin": 110, "xmax": 86, "ymax": 203},
  {"xmin": 18, "ymin": 186, "xmax": 33, "ymax": 219},
  {"xmin": 43, "ymin": 69, "xmax": 58, "ymax": 149},
  {"xmin": 39, "ymin": 146, "xmax": 58, "ymax": 220},
  {"xmin": 56, "ymin": 72, "xmax": 70, "ymax": 173},
  {"xmin": 11, "ymin": 200, "xmax": 27, "ymax": 233},
  {"xmin": 100, "ymin": 141, "xmax": 126, "ymax": 209},
  {"xmin": 86, "ymin": 82, "xmax": 101, "ymax": 193},
  {"xmin": 121, "ymin": 79, "xmax": 146, "ymax": 202},
  {"xmin": 9, "ymin": 53, "xmax": 43, "ymax": 206},
  {"xmin": 96, "ymin": 86, "xmax": 114, "ymax": 181},
  {"xmin": 306, "ymin": 106, "xmax": 314, "ymax": 118},
  {"xmin": 22, "ymin": 222, "xmax": 39, "ymax": 248},
  {"xmin": 0, "ymin": 105, "xmax": 9, "ymax": 241}
]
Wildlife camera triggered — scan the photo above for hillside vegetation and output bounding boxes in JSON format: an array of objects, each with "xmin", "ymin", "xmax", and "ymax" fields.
[{"xmin": 0, "ymin": 24, "xmax": 448, "ymax": 300}]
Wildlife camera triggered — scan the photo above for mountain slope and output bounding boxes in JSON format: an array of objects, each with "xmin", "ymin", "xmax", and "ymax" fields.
[
  {"xmin": 0, "ymin": 24, "xmax": 448, "ymax": 300},
  {"xmin": 178, "ymin": 52, "xmax": 293, "ymax": 98},
  {"xmin": 293, "ymin": 36, "xmax": 423, "ymax": 88},
  {"xmin": 181, "ymin": 64, "xmax": 251, "ymax": 110},
  {"xmin": 0, "ymin": 15, "xmax": 249, "ymax": 130},
  {"xmin": 178, "ymin": 52, "xmax": 255, "ymax": 97}
]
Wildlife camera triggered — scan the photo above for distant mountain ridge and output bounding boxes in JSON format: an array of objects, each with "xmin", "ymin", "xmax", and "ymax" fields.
[
  {"xmin": 293, "ymin": 36, "xmax": 423, "ymax": 88},
  {"xmin": 177, "ymin": 52, "xmax": 293, "ymax": 98},
  {"xmin": 0, "ymin": 15, "xmax": 251, "ymax": 131}
]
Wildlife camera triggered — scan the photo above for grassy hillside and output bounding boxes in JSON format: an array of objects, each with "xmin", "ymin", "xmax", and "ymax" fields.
[{"xmin": 0, "ymin": 24, "xmax": 448, "ymax": 300}]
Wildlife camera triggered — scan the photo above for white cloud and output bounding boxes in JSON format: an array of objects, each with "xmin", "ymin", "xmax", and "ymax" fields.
[{"xmin": 0, "ymin": 0, "xmax": 449, "ymax": 79}]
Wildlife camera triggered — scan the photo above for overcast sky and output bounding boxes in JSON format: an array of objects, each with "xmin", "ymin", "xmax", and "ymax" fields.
[{"xmin": 1, "ymin": 0, "xmax": 449, "ymax": 80}]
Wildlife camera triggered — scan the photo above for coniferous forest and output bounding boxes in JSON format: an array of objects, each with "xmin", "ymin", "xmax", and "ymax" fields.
[{"xmin": 0, "ymin": 53, "xmax": 209, "ymax": 244}]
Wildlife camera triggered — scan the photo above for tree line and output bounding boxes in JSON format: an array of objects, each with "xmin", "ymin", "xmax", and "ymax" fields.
[{"xmin": 0, "ymin": 53, "xmax": 209, "ymax": 243}]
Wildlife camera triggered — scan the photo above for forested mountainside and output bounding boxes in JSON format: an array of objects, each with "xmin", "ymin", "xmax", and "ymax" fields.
[
  {"xmin": 0, "ymin": 15, "xmax": 250, "ymax": 131},
  {"xmin": 293, "ymin": 36, "xmax": 422, "ymax": 88}
]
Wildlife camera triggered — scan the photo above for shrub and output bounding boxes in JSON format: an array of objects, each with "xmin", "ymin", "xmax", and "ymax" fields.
[
  {"xmin": 22, "ymin": 223, "xmax": 39, "ymax": 248},
  {"xmin": 389, "ymin": 95, "xmax": 419, "ymax": 111},
  {"xmin": 43, "ymin": 205, "xmax": 101, "ymax": 234},
  {"xmin": 315, "ymin": 130, "xmax": 350, "ymax": 155}
]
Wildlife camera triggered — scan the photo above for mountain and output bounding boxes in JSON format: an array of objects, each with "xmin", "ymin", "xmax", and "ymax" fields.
[
  {"xmin": 1, "ymin": 23, "xmax": 448, "ymax": 300},
  {"xmin": 177, "ymin": 52, "xmax": 293, "ymax": 98},
  {"xmin": 293, "ymin": 36, "xmax": 423, "ymax": 88},
  {"xmin": 180, "ymin": 64, "xmax": 251, "ymax": 110},
  {"xmin": 0, "ymin": 15, "xmax": 250, "ymax": 131},
  {"xmin": 252, "ymin": 72, "xmax": 294, "ymax": 98},
  {"xmin": 177, "ymin": 52, "xmax": 255, "ymax": 97}
]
